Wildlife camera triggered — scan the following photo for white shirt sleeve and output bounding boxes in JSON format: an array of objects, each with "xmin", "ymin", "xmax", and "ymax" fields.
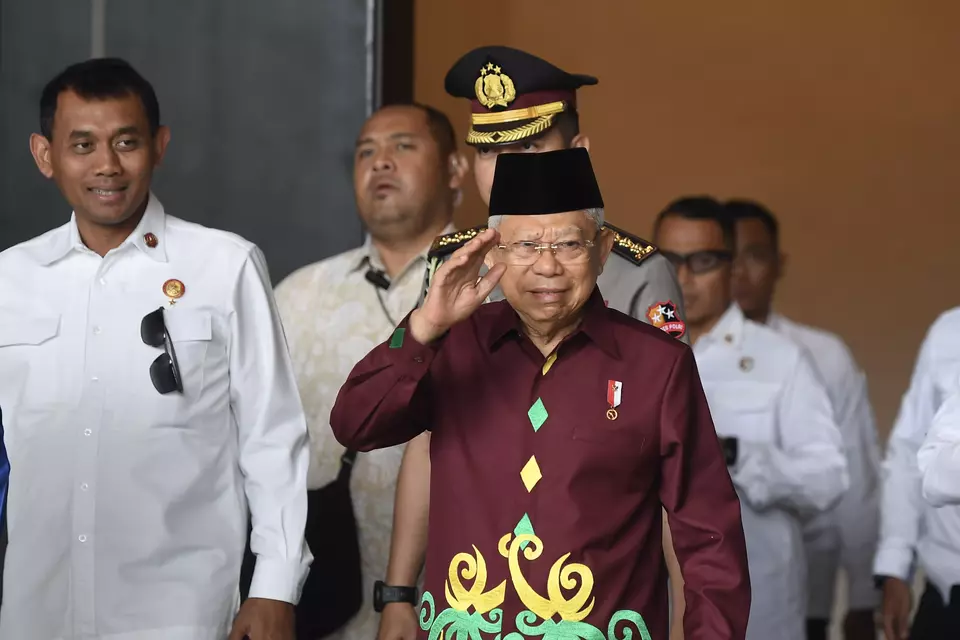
[
  {"xmin": 229, "ymin": 246, "xmax": 313, "ymax": 603},
  {"xmin": 833, "ymin": 370, "xmax": 883, "ymax": 607},
  {"xmin": 918, "ymin": 388, "xmax": 960, "ymax": 507},
  {"xmin": 873, "ymin": 335, "xmax": 937, "ymax": 582},
  {"xmin": 732, "ymin": 351, "xmax": 849, "ymax": 514}
]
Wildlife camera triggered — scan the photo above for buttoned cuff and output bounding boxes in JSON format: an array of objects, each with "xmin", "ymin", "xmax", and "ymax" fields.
[
  {"xmin": 872, "ymin": 546, "xmax": 914, "ymax": 584},
  {"xmin": 730, "ymin": 442, "xmax": 772, "ymax": 510},
  {"xmin": 386, "ymin": 313, "xmax": 443, "ymax": 379},
  {"xmin": 249, "ymin": 557, "xmax": 310, "ymax": 605}
]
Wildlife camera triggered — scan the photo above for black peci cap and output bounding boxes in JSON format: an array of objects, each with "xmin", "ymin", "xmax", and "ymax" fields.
[
  {"xmin": 444, "ymin": 45, "xmax": 597, "ymax": 147},
  {"xmin": 488, "ymin": 147, "xmax": 603, "ymax": 217}
]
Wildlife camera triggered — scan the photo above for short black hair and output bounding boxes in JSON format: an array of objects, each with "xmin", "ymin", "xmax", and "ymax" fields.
[
  {"xmin": 40, "ymin": 57, "xmax": 161, "ymax": 140},
  {"xmin": 653, "ymin": 195, "xmax": 735, "ymax": 250},
  {"xmin": 554, "ymin": 108, "xmax": 580, "ymax": 146},
  {"xmin": 416, "ymin": 102, "xmax": 457, "ymax": 160},
  {"xmin": 725, "ymin": 199, "xmax": 779, "ymax": 249},
  {"xmin": 381, "ymin": 102, "xmax": 458, "ymax": 161}
]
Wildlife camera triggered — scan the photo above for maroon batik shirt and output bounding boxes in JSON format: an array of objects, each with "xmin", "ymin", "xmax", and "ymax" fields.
[{"xmin": 330, "ymin": 288, "xmax": 751, "ymax": 639}]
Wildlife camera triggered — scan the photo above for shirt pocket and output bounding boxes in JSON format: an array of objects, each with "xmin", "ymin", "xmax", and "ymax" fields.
[
  {"xmin": 570, "ymin": 405, "xmax": 651, "ymax": 461},
  {"xmin": 705, "ymin": 380, "xmax": 780, "ymax": 444},
  {"xmin": 0, "ymin": 314, "xmax": 66, "ymax": 410},
  {"xmin": 163, "ymin": 309, "xmax": 214, "ymax": 398}
]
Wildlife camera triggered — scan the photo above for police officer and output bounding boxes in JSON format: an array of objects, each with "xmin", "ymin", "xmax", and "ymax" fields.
[
  {"xmin": 374, "ymin": 47, "xmax": 687, "ymax": 640},
  {"xmin": 426, "ymin": 45, "xmax": 686, "ymax": 339}
]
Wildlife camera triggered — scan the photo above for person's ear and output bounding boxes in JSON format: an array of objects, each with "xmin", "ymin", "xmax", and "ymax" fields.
[
  {"xmin": 570, "ymin": 134, "xmax": 591, "ymax": 152},
  {"xmin": 30, "ymin": 133, "xmax": 54, "ymax": 179},
  {"xmin": 776, "ymin": 251, "xmax": 787, "ymax": 281},
  {"xmin": 597, "ymin": 225, "xmax": 615, "ymax": 270},
  {"xmin": 447, "ymin": 152, "xmax": 469, "ymax": 190},
  {"xmin": 152, "ymin": 125, "xmax": 171, "ymax": 167}
]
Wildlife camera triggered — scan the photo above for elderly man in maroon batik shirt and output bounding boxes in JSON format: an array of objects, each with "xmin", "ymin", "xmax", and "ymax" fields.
[{"xmin": 330, "ymin": 148, "xmax": 750, "ymax": 639}]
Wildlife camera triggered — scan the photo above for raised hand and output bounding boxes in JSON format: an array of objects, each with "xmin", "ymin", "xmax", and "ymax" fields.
[{"xmin": 409, "ymin": 228, "xmax": 505, "ymax": 344}]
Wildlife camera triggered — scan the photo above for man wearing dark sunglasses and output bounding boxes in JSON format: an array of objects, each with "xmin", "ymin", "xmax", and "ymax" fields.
[
  {"xmin": 0, "ymin": 58, "xmax": 311, "ymax": 640},
  {"xmin": 652, "ymin": 196, "xmax": 849, "ymax": 640},
  {"xmin": 727, "ymin": 200, "xmax": 881, "ymax": 640}
]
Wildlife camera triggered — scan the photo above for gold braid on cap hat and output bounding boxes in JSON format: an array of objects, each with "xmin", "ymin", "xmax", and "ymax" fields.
[{"xmin": 466, "ymin": 114, "xmax": 557, "ymax": 146}]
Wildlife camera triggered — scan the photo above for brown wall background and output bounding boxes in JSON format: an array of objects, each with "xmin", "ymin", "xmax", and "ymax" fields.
[{"xmin": 414, "ymin": 1, "xmax": 960, "ymax": 439}]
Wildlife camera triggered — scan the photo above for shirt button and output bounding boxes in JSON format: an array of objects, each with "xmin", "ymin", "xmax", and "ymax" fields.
[
  {"xmin": 83, "ymin": 429, "xmax": 92, "ymax": 436},
  {"xmin": 91, "ymin": 376, "xmax": 99, "ymax": 382},
  {"xmin": 413, "ymin": 356, "xmax": 423, "ymax": 363},
  {"xmin": 80, "ymin": 483, "xmax": 89, "ymax": 491},
  {"xmin": 78, "ymin": 535, "xmax": 87, "ymax": 543},
  {"xmin": 99, "ymin": 277, "xmax": 107, "ymax": 286},
  {"xmin": 92, "ymin": 326, "xmax": 102, "ymax": 335}
]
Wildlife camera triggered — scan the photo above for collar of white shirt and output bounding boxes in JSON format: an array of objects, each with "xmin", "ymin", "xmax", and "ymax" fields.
[
  {"xmin": 766, "ymin": 312, "xmax": 787, "ymax": 332},
  {"xmin": 349, "ymin": 222, "xmax": 458, "ymax": 276},
  {"xmin": 701, "ymin": 303, "xmax": 747, "ymax": 349},
  {"xmin": 33, "ymin": 191, "xmax": 170, "ymax": 266}
]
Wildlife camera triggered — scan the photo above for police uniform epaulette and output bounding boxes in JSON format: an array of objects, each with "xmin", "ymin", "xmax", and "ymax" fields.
[
  {"xmin": 428, "ymin": 225, "xmax": 488, "ymax": 259},
  {"xmin": 604, "ymin": 223, "xmax": 658, "ymax": 266}
]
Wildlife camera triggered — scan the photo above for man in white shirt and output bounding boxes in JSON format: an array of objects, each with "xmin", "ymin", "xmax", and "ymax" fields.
[
  {"xmin": 652, "ymin": 196, "xmax": 848, "ymax": 640},
  {"xmin": 726, "ymin": 199, "xmax": 882, "ymax": 640},
  {"xmin": 875, "ymin": 308, "xmax": 960, "ymax": 639},
  {"xmin": 919, "ymin": 386, "xmax": 960, "ymax": 507},
  {"xmin": 273, "ymin": 103, "xmax": 468, "ymax": 640},
  {"xmin": 0, "ymin": 57, "xmax": 311, "ymax": 640}
]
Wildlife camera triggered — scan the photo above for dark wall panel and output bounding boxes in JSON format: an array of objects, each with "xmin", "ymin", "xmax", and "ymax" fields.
[
  {"xmin": 1, "ymin": 1, "xmax": 374, "ymax": 285},
  {"xmin": 0, "ymin": 0, "xmax": 92, "ymax": 249},
  {"xmin": 105, "ymin": 0, "xmax": 370, "ymax": 282}
]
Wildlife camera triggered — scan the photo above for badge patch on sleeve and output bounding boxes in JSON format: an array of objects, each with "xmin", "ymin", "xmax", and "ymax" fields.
[{"xmin": 646, "ymin": 300, "xmax": 686, "ymax": 338}]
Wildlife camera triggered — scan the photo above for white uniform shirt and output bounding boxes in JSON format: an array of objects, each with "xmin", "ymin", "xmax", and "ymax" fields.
[
  {"xmin": 273, "ymin": 227, "xmax": 452, "ymax": 640},
  {"xmin": 919, "ymin": 390, "xmax": 960, "ymax": 506},
  {"xmin": 0, "ymin": 196, "xmax": 312, "ymax": 640},
  {"xmin": 693, "ymin": 305, "xmax": 848, "ymax": 640},
  {"xmin": 769, "ymin": 313, "xmax": 882, "ymax": 615},
  {"xmin": 875, "ymin": 307, "xmax": 960, "ymax": 599}
]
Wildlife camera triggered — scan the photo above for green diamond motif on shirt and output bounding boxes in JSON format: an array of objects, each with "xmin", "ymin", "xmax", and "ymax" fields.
[
  {"xmin": 528, "ymin": 398, "xmax": 548, "ymax": 432},
  {"xmin": 514, "ymin": 513, "xmax": 535, "ymax": 551},
  {"xmin": 389, "ymin": 327, "xmax": 405, "ymax": 349}
]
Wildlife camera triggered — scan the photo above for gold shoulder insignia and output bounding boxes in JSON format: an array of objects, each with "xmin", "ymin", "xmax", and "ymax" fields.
[
  {"xmin": 428, "ymin": 225, "xmax": 488, "ymax": 259},
  {"xmin": 604, "ymin": 223, "xmax": 658, "ymax": 266}
]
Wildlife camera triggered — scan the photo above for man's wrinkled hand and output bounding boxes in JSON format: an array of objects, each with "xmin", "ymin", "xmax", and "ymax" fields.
[
  {"xmin": 410, "ymin": 228, "xmax": 505, "ymax": 344},
  {"xmin": 377, "ymin": 602, "xmax": 419, "ymax": 640},
  {"xmin": 228, "ymin": 597, "xmax": 295, "ymax": 640}
]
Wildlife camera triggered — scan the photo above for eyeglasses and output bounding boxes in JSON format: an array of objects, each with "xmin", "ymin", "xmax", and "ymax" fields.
[
  {"xmin": 661, "ymin": 250, "xmax": 733, "ymax": 274},
  {"xmin": 495, "ymin": 235, "xmax": 598, "ymax": 266},
  {"xmin": 140, "ymin": 307, "xmax": 183, "ymax": 394}
]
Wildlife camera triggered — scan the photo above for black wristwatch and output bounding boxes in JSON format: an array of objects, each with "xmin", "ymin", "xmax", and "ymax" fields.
[
  {"xmin": 721, "ymin": 437, "xmax": 739, "ymax": 467},
  {"xmin": 373, "ymin": 580, "xmax": 418, "ymax": 612}
]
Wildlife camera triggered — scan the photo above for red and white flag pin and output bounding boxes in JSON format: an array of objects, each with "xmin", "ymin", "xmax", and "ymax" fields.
[{"xmin": 607, "ymin": 380, "xmax": 622, "ymax": 421}]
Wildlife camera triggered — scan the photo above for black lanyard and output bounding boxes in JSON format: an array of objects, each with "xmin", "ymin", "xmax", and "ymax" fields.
[{"xmin": 365, "ymin": 269, "xmax": 397, "ymax": 326}]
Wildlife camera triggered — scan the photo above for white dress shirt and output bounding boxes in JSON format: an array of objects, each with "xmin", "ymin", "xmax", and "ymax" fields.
[
  {"xmin": 919, "ymin": 390, "xmax": 960, "ymax": 505},
  {"xmin": 769, "ymin": 313, "xmax": 882, "ymax": 616},
  {"xmin": 694, "ymin": 305, "xmax": 848, "ymax": 640},
  {"xmin": 273, "ymin": 226, "xmax": 452, "ymax": 640},
  {"xmin": 0, "ymin": 195, "xmax": 312, "ymax": 640},
  {"xmin": 874, "ymin": 306, "xmax": 960, "ymax": 601}
]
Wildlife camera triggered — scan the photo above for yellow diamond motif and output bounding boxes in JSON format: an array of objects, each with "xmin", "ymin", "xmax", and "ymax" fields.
[{"xmin": 520, "ymin": 455, "xmax": 542, "ymax": 493}]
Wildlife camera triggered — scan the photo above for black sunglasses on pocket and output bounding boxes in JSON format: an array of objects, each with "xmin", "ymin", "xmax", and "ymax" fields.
[{"xmin": 140, "ymin": 307, "xmax": 183, "ymax": 394}]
